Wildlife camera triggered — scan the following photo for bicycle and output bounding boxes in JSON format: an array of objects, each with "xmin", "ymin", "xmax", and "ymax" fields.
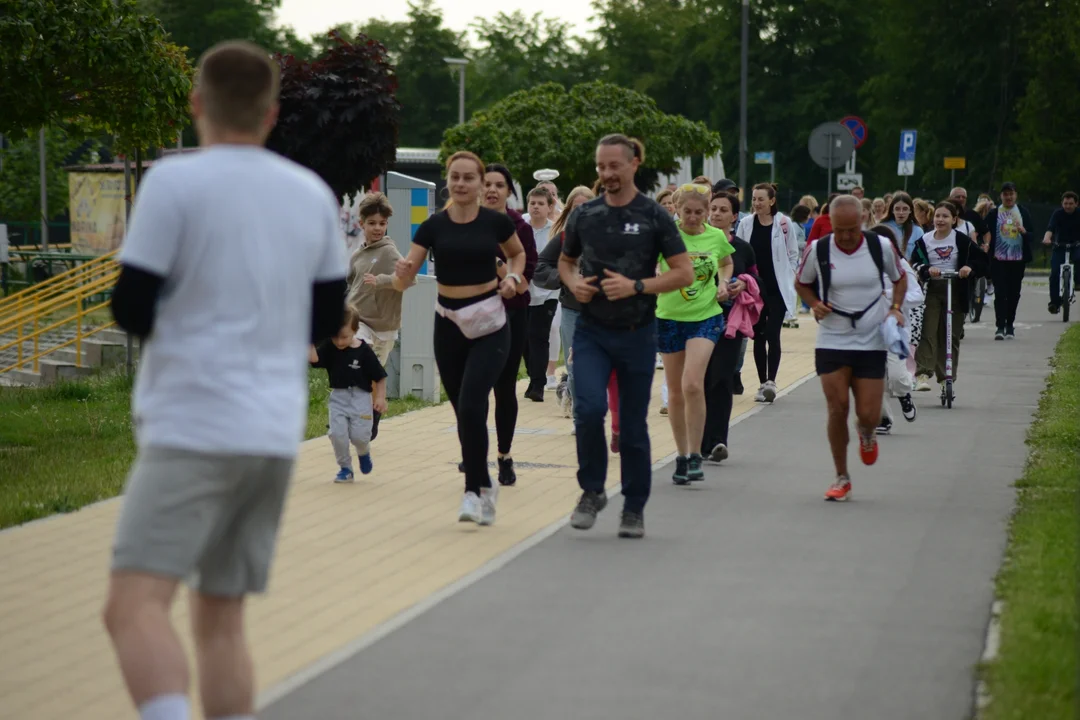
[
  {"xmin": 1057, "ymin": 243, "xmax": 1077, "ymax": 323},
  {"xmin": 968, "ymin": 274, "xmax": 987, "ymax": 323}
]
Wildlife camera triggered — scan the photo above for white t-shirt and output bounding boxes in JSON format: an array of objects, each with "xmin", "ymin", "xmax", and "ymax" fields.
[
  {"xmin": 923, "ymin": 229, "xmax": 960, "ymax": 271},
  {"xmin": 120, "ymin": 145, "xmax": 347, "ymax": 458},
  {"xmin": 526, "ymin": 218, "xmax": 559, "ymax": 305},
  {"xmin": 797, "ymin": 234, "xmax": 904, "ymax": 351}
]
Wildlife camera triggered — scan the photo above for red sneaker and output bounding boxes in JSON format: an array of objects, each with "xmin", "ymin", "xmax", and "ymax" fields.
[
  {"xmin": 824, "ymin": 476, "xmax": 852, "ymax": 502},
  {"xmin": 859, "ymin": 429, "xmax": 879, "ymax": 466}
]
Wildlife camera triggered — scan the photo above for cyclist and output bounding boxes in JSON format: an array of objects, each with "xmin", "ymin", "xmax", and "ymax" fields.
[{"xmin": 1044, "ymin": 191, "xmax": 1080, "ymax": 315}]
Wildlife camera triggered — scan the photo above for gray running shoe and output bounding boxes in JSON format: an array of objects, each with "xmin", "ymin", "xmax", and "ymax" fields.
[
  {"xmin": 570, "ymin": 491, "xmax": 607, "ymax": 530},
  {"xmin": 618, "ymin": 511, "xmax": 645, "ymax": 539}
]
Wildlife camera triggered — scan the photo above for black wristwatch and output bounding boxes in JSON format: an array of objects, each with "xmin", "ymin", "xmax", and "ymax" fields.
[{"xmin": 634, "ymin": 279, "xmax": 646, "ymax": 295}]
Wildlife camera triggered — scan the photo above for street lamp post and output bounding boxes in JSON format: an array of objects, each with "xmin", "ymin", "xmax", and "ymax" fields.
[
  {"xmin": 443, "ymin": 57, "xmax": 469, "ymax": 125},
  {"xmin": 739, "ymin": 0, "xmax": 749, "ymax": 196}
]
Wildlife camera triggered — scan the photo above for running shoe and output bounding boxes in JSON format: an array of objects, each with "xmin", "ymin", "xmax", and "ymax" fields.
[
  {"xmin": 708, "ymin": 443, "xmax": 729, "ymax": 463},
  {"xmin": 876, "ymin": 417, "xmax": 893, "ymax": 435},
  {"xmin": 858, "ymin": 428, "xmax": 879, "ymax": 465},
  {"xmin": 655, "ymin": 353, "xmax": 664, "ymax": 369},
  {"xmin": 610, "ymin": 432, "xmax": 620, "ymax": 454},
  {"xmin": 570, "ymin": 491, "xmax": 607, "ymax": 530},
  {"xmin": 545, "ymin": 374, "xmax": 558, "ymax": 390},
  {"xmin": 1006, "ymin": 327, "xmax": 1016, "ymax": 340},
  {"xmin": 672, "ymin": 455, "xmax": 690, "ymax": 485},
  {"xmin": 762, "ymin": 380, "xmax": 778, "ymax": 403},
  {"xmin": 824, "ymin": 475, "xmax": 852, "ymax": 502},
  {"xmin": 659, "ymin": 404, "xmax": 668, "ymax": 415},
  {"xmin": 358, "ymin": 453, "xmax": 373, "ymax": 475},
  {"xmin": 733, "ymin": 374, "xmax": 744, "ymax": 395},
  {"xmin": 479, "ymin": 484, "xmax": 498, "ymax": 526},
  {"xmin": 995, "ymin": 328, "xmax": 1005, "ymax": 341},
  {"xmin": 525, "ymin": 386, "xmax": 545, "ymax": 402},
  {"xmin": 687, "ymin": 453, "xmax": 705, "ymax": 482},
  {"xmin": 899, "ymin": 394, "xmax": 917, "ymax": 422},
  {"xmin": 915, "ymin": 375, "xmax": 932, "ymax": 391},
  {"xmin": 1049, "ymin": 302, "xmax": 1061, "ymax": 315},
  {"xmin": 459, "ymin": 492, "xmax": 482, "ymax": 523},
  {"xmin": 335, "ymin": 467, "xmax": 355, "ymax": 483},
  {"xmin": 618, "ymin": 510, "xmax": 645, "ymax": 539},
  {"xmin": 754, "ymin": 385, "xmax": 767, "ymax": 403},
  {"xmin": 497, "ymin": 456, "xmax": 516, "ymax": 486}
]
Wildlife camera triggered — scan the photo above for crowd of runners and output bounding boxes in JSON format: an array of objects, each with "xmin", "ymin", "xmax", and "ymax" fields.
[{"xmin": 97, "ymin": 42, "xmax": 1078, "ymax": 720}]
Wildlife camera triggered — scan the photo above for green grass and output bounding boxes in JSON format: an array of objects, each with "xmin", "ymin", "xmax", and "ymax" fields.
[
  {"xmin": 981, "ymin": 324, "xmax": 1080, "ymax": 719},
  {"xmin": 0, "ymin": 368, "xmax": 442, "ymax": 530}
]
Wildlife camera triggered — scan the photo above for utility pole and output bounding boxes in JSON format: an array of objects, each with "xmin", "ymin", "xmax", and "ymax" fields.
[
  {"xmin": 443, "ymin": 58, "xmax": 469, "ymax": 125},
  {"xmin": 39, "ymin": 128, "xmax": 48, "ymax": 251},
  {"xmin": 739, "ymin": 0, "xmax": 749, "ymax": 195}
]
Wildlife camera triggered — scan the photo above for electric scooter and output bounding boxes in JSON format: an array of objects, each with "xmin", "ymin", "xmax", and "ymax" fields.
[{"xmin": 939, "ymin": 270, "xmax": 958, "ymax": 409}]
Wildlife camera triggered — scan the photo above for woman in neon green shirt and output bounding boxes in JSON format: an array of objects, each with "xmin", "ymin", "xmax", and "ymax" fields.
[{"xmin": 658, "ymin": 184, "xmax": 735, "ymax": 484}]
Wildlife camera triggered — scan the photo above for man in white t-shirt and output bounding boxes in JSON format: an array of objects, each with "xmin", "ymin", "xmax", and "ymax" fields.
[
  {"xmin": 796, "ymin": 195, "xmax": 906, "ymax": 502},
  {"xmin": 103, "ymin": 42, "xmax": 348, "ymax": 720}
]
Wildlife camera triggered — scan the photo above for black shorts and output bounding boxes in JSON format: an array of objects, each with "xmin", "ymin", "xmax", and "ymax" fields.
[{"xmin": 815, "ymin": 349, "xmax": 887, "ymax": 379}]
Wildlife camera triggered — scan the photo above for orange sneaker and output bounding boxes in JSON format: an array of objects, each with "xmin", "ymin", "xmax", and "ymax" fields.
[
  {"xmin": 858, "ymin": 428, "xmax": 879, "ymax": 466},
  {"xmin": 825, "ymin": 476, "xmax": 852, "ymax": 502}
]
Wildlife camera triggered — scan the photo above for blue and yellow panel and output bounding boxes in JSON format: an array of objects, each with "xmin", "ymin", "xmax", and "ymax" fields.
[{"xmin": 410, "ymin": 188, "xmax": 432, "ymax": 275}]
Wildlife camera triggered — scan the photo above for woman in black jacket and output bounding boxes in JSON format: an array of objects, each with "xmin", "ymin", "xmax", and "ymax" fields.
[{"xmin": 909, "ymin": 201, "xmax": 987, "ymax": 398}]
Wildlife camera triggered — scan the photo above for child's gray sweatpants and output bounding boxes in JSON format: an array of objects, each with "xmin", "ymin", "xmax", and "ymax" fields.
[{"xmin": 328, "ymin": 388, "xmax": 373, "ymax": 469}]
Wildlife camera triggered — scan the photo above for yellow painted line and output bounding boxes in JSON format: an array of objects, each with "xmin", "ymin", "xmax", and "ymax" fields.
[{"xmin": 0, "ymin": 324, "xmax": 818, "ymax": 719}]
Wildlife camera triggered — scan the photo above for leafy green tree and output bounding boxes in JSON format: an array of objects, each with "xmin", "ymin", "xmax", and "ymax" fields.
[
  {"xmin": 0, "ymin": 0, "xmax": 192, "ymax": 153},
  {"xmin": 0, "ymin": 128, "xmax": 97, "ymax": 221},
  {"xmin": 267, "ymin": 32, "xmax": 401, "ymax": 197},
  {"xmin": 143, "ymin": 0, "xmax": 311, "ymax": 61},
  {"xmin": 440, "ymin": 82, "xmax": 722, "ymax": 191}
]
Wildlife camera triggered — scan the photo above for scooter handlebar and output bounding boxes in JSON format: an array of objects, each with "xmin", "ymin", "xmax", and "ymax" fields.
[{"xmin": 937, "ymin": 270, "xmax": 960, "ymax": 279}]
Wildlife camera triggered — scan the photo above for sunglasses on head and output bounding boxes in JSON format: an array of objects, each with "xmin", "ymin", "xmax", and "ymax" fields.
[{"xmin": 679, "ymin": 184, "xmax": 711, "ymax": 195}]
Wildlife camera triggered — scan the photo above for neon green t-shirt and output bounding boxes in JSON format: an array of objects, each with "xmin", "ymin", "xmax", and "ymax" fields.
[{"xmin": 656, "ymin": 224, "xmax": 735, "ymax": 322}]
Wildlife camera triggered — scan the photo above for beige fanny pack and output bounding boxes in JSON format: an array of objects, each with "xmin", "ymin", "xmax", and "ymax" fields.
[{"xmin": 435, "ymin": 294, "xmax": 507, "ymax": 339}]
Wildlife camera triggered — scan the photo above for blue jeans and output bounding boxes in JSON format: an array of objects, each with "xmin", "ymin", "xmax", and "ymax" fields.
[
  {"xmin": 1050, "ymin": 245, "xmax": 1080, "ymax": 305},
  {"xmin": 560, "ymin": 306, "xmax": 580, "ymax": 421},
  {"xmin": 735, "ymin": 337, "xmax": 748, "ymax": 374},
  {"xmin": 572, "ymin": 317, "xmax": 656, "ymax": 513}
]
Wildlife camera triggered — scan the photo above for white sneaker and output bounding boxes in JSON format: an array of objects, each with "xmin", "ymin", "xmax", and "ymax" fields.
[
  {"xmin": 458, "ymin": 492, "xmax": 482, "ymax": 524},
  {"xmin": 655, "ymin": 353, "xmax": 664, "ymax": 369},
  {"xmin": 762, "ymin": 380, "xmax": 778, "ymax": 403},
  {"xmin": 754, "ymin": 385, "xmax": 767, "ymax": 403},
  {"xmin": 479, "ymin": 485, "xmax": 498, "ymax": 526},
  {"xmin": 545, "ymin": 375, "xmax": 558, "ymax": 391},
  {"xmin": 915, "ymin": 376, "xmax": 932, "ymax": 392}
]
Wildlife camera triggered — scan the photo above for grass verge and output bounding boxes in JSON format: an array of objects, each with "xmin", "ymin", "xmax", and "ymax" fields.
[
  {"xmin": 981, "ymin": 324, "xmax": 1080, "ymax": 719},
  {"xmin": 0, "ymin": 368, "xmax": 442, "ymax": 530}
]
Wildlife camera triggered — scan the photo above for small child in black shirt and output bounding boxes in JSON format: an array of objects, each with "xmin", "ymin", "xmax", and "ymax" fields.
[{"xmin": 310, "ymin": 308, "xmax": 388, "ymax": 482}]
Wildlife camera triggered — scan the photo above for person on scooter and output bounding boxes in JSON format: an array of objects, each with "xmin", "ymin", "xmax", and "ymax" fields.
[
  {"xmin": 910, "ymin": 201, "xmax": 987, "ymax": 401},
  {"xmin": 1043, "ymin": 190, "xmax": 1080, "ymax": 315}
]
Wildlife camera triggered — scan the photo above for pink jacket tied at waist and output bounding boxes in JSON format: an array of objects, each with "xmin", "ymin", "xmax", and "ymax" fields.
[{"xmin": 724, "ymin": 274, "xmax": 763, "ymax": 339}]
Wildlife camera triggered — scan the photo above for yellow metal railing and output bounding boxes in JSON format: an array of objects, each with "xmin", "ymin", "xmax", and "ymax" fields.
[
  {"xmin": 0, "ymin": 250, "xmax": 119, "ymax": 319},
  {"xmin": 0, "ymin": 272, "xmax": 120, "ymax": 375}
]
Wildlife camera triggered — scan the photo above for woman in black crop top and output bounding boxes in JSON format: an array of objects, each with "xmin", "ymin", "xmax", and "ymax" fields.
[{"xmin": 396, "ymin": 151, "xmax": 526, "ymax": 527}]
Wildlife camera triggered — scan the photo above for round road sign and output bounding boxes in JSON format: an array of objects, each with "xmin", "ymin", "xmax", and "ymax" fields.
[
  {"xmin": 807, "ymin": 122, "xmax": 855, "ymax": 170},
  {"xmin": 840, "ymin": 115, "xmax": 868, "ymax": 149}
]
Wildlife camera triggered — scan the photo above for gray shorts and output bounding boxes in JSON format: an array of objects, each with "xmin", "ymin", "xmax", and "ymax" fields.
[{"xmin": 111, "ymin": 446, "xmax": 294, "ymax": 597}]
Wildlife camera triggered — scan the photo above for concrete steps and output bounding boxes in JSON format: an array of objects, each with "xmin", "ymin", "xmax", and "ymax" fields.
[{"xmin": 0, "ymin": 325, "xmax": 131, "ymax": 386}]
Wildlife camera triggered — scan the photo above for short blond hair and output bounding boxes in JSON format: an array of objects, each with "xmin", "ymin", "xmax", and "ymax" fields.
[{"xmin": 196, "ymin": 41, "xmax": 280, "ymax": 133}]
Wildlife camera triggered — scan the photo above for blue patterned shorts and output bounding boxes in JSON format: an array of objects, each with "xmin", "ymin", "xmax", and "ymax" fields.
[{"xmin": 657, "ymin": 315, "xmax": 725, "ymax": 354}]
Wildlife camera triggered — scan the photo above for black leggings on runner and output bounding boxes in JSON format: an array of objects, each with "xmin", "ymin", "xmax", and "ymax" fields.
[
  {"xmin": 701, "ymin": 334, "xmax": 743, "ymax": 454},
  {"xmin": 433, "ymin": 297, "xmax": 510, "ymax": 495},
  {"xmin": 494, "ymin": 306, "xmax": 528, "ymax": 455},
  {"xmin": 753, "ymin": 294, "xmax": 786, "ymax": 384}
]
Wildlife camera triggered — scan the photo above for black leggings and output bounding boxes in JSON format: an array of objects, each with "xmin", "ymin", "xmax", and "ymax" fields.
[
  {"xmin": 701, "ymin": 334, "xmax": 743, "ymax": 454},
  {"xmin": 753, "ymin": 294, "xmax": 786, "ymax": 383},
  {"xmin": 991, "ymin": 261, "xmax": 1026, "ymax": 331},
  {"xmin": 433, "ymin": 299, "xmax": 510, "ymax": 495},
  {"xmin": 494, "ymin": 306, "xmax": 528, "ymax": 455},
  {"xmin": 526, "ymin": 299, "xmax": 558, "ymax": 388}
]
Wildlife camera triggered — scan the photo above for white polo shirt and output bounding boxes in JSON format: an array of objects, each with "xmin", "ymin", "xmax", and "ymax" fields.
[
  {"xmin": 120, "ymin": 145, "xmax": 347, "ymax": 458},
  {"xmin": 797, "ymin": 234, "xmax": 903, "ymax": 351}
]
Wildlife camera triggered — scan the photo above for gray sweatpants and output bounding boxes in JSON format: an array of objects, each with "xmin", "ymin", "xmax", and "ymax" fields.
[{"xmin": 329, "ymin": 388, "xmax": 374, "ymax": 469}]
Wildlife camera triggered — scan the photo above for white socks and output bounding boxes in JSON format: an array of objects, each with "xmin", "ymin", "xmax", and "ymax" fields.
[{"xmin": 139, "ymin": 694, "xmax": 189, "ymax": 720}]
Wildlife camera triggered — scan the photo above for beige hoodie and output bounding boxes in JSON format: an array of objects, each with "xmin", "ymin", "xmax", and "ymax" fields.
[{"xmin": 346, "ymin": 237, "xmax": 413, "ymax": 333}]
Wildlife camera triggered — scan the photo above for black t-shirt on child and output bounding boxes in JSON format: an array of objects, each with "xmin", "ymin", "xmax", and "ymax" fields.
[
  {"xmin": 561, "ymin": 193, "xmax": 686, "ymax": 328},
  {"xmin": 412, "ymin": 207, "xmax": 517, "ymax": 286},
  {"xmin": 311, "ymin": 341, "xmax": 387, "ymax": 391}
]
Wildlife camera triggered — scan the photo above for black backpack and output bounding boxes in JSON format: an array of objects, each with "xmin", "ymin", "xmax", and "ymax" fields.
[{"xmin": 814, "ymin": 231, "xmax": 886, "ymax": 327}]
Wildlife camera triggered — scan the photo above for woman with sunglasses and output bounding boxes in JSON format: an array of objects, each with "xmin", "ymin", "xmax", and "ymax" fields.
[
  {"xmin": 658, "ymin": 183, "xmax": 734, "ymax": 484},
  {"xmin": 734, "ymin": 183, "xmax": 800, "ymax": 403}
]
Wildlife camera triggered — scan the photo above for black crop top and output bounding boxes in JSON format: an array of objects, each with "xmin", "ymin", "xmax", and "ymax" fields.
[{"xmin": 412, "ymin": 207, "xmax": 517, "ymax": 286}]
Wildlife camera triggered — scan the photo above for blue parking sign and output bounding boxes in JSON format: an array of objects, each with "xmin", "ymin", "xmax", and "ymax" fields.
[{"xmin": 899, "ymin": 130, "xmax": 917, "ymax": 161}]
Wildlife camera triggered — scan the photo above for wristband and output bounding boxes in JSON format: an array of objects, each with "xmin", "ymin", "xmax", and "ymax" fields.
[{"xmin": 891, "ymin": 303, "xmax": 902, "ymax": 311}]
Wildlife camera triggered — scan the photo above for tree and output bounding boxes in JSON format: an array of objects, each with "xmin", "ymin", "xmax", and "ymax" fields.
[
  {"xmin": 0, "ymin": 0, "xmax": 193, "ymax": 153},
  {"xmin": 143, "ymin": 0, "xmax": 311, "ymax": 61},
  {"xmin": 0, "ymin": 128, "xmax": 98, "ymax": 221},
  {"xmin": 267, "ymin": 32, "xmax": 401, "ymax": 198},
  {"xmin": 440, "ymin": 82, "xmax": 723, "ymax": 191}
]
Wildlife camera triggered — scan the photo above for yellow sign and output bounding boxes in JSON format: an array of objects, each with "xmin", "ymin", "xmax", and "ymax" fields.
[
  {"xmin": 943, "ymin": 157, "xmax": 966, "ymax": 170},
  {"xmin": 69, "ymin": 172, "xmax": 127, "ymax": 255}
]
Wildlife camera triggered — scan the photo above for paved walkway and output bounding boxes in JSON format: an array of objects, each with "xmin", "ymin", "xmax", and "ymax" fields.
[
  {"xmin": 259, "ymin": 289, "xmax": 1068, "ymax": 720},
  {"xmin": 0, "ymin": 314, "xmax": 819, "ymax": 718}
]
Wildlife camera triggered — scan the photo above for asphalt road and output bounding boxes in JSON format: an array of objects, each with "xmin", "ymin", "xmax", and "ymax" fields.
[{"xmin": 262, "ymin": 287, "xmax": 1067, "ymax": 720}]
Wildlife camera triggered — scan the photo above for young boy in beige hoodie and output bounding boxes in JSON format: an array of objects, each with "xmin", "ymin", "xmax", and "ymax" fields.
[{"xmin": 346, "ymin": 192, "xmax": 414, "ymax": 365}]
